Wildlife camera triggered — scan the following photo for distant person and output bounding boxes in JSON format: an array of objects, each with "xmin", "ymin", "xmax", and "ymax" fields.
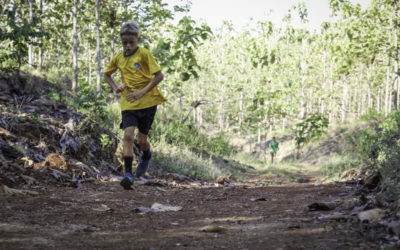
[
  {"xmin": 269, "ymin": 137, "xmax": 279, "ymax": 163},
  {"xmin": 104, "ymin": 21, "xmax": 166, "ymax": 190}
]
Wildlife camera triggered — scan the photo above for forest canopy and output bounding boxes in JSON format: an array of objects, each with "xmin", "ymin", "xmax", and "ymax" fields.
[{"xmin": 1, "ymin": 0, "xmax": 399, "ymax": 142}]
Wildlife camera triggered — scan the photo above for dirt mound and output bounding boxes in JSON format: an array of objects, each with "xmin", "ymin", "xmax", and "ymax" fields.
[{"xmin": 0, "ymin": 72, "xmax": 124, "ymax": 189}]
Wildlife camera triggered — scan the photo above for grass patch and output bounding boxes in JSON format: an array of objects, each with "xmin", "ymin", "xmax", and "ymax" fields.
[
  {"xmin": 152, "ymin": 140, "xmax": 247, "ymax": 180},
  {"xmin": 104, "ymin": 100, "xmax": 122, "ymax": 134},
  {"xmin": 258, "ymin": 161, "xmax": 315, "ymax": 181},
  {"xmin": 230, "ymin": 152, "xmax": 265, "ymax": 170},
  {"xmin": 316, "ymin": 152, "xmax": 361, "ymax": 181}
]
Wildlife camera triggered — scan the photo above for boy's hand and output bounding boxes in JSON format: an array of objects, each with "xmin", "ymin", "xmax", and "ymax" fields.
[
  {"xmin": 126, "ymin": 90, "xmax": 145, "ymax": 102},
  {"xmin": 115, "ymin": 84, "xmax": 126, "ymax": 93}
]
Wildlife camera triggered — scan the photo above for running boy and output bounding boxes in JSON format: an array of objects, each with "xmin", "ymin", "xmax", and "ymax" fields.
[{"xmin": 104, "ymin": 21, "xmax": 166, "ymax": 190}]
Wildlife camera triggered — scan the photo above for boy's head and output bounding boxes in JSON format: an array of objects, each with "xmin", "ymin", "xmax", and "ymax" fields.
[
  {"xmin": 120, "ymin": 21, "xmax": 140, "ymax": 55},
  {"xmin": 120, "ymin": 21, "xmax": 140, "ymax": 37}
]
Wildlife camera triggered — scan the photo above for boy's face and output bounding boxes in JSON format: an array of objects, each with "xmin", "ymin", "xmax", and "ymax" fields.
[{"xmin": 121, "ymin": 34, "xmax": 140, "ymax": 55}]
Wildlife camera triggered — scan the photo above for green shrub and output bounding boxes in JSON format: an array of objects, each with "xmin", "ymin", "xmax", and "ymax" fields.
[
  {"xmin": 347, "ymin": 111, "xmax": 400, "ymax": 194},
  {"xmin": 380, "ymin": 111, "xmax": 400, "ymax": 134},
  {"xmin": 75, "ymin": 82, "xmax": 110, "ymax": 127},
  {"xmin": 360, "ymin": 108, "xmax": 384, "ymax": 122},
  {"xmin": 295, "ymin": 113, "xmax": 329, "ymax": 149}
]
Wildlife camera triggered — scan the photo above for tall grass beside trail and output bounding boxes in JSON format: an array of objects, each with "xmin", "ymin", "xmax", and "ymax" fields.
[
  {"xmin": 146, "ymin": 111, "xmax": 242, "ymax": 179},
  {"xmin": 230, "ymin": 152, "xmax": 265, "ymax": 170},
  {"xmin": 151, "ymin": 140, "xmax": 233, "ymax": 180},
  {"xmin": 317, "ymin": 152, "xmax": 361, "ymax": 181},
  {"xmin": 258, "ymin": 162, "xmax": 301, "ymax": 181},
  {"xmin": 105, "ymin": 100, "xmax": 122, "ymax": 134},
  {"xmin": 150, "ymin": 115, "xmax": 236, "ymax": 157}
]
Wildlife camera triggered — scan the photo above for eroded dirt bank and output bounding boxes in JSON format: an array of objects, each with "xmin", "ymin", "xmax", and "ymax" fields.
[{"xmin": 0, "ymin": 177, "xmax": 378, "ymax": 250}]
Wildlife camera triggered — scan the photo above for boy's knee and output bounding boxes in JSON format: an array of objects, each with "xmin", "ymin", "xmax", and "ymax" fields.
[
  {"xmin": 123, "ymin": 133, "xmax": 135, "ymax": 143},
  {"xmin": 137, "ymin": 137, "xmax": 148, "ymax": 146}
]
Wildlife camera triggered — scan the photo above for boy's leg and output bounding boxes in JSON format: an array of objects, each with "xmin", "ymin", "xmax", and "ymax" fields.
[
  {"xmin": 120, "ymin": 126, "xmax": 136, "ymax": 189},
  {"xmin": 135, "ymin": 132, "xmax": 152, "ymax": 177},
  {"xmin": 135, "ymin": 106, "xmax": 157, "ymax": 177},
  {"xmin": 123, "ymin": 126, "xmax": 136, "ymax": 157},
  {"xmin": 138, "ymin": 132, "xmax": 150, "ymax": 152}
]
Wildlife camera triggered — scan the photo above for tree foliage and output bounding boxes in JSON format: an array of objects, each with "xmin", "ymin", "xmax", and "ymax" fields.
[
  {"xmin": 2, "ymin": 0, "xmax": 400, "ymax": 155},
  {"xmin": 294, "ymin": 113, "xmax": 329, "ymax": 149}
]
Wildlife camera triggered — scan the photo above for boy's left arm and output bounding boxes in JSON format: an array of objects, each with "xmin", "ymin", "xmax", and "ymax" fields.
[{"xmin": 126, "ymin": 71, "xmax": 164, "ymax": 102}]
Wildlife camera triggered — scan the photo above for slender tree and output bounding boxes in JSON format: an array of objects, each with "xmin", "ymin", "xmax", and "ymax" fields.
[
  {"xmin": 28, "ymin": 0, "xmax": 34, "ymax": 68},
  {"xmin": 95, "ymin": 0, "xmax": 102, "ymax": 91},
  {"xmin": 110, "ymin": 0, "xmax": 116, "ymax": 60},
  {"xmin": 394, "ymin": 0, "xmax": 399, "ymax": 110},
  {"xmin": 38, "ymin": 0, "xmax": 43, "ymax": 71},
  {"xmin": 72, "ymin": 0, "xmax": 79, "ymax": 92}
]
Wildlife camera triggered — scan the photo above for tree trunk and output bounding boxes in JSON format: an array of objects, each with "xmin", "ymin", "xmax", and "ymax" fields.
[
  {"xmin": 328, "ymin": 63, "xmax": 333, "ymax": 123},
  {"xmin": 239, "ymin": 91, "xmax": 244, "ymax": 136},
  {"xmin": 86, "ymin": 40, "xmax": 91, "ymax": 84},
  {"xmin": 308, "ymin": 88, "xmax": 313, "ymax": 114},
  {"xmin": 300, "ymin": 38, "xmax": 306, "ymax": 119},
  {"xmin": 192, "ymin": 84, "xmax": 196, "ymax": 124},
  {"xmin": 321, "ymin": 52, "xmax": 327, "ymax": 114},
  {"xmin": 28, "ymin": 0, "xmax": 34, "ymax": 68},
  {"xmin": 38, "ymin": 0, "xmax": 43, "ymax": 71},
  {"xmin": 385, "ymin": 54, "xmax": 391, "ymax": 116},
  {"xmin": 300, "ymin": 60, "xmax": 306, "ymax": 119},
  {"xmin": 362, "ymin": 93, "xmax": 367, "ymax": 115},
  {"xmin": 394, "ymin": 0, "xmax": 399, "ymax": 111},
  {"xmin": 95, "ymin": 0, "xmax": 102, "ymax": 92},
  {"xmin": 72, "ymin": 0, "xmax": 79, "ymax": 92},
  {"xmin": 342, "ymin": 80, "xmax": 348, "ymax": 123},
  {"xmin": 300, "ymin": 85, "xmax": 306, "ymax": 119},
  {"xmin": 358, "ymin": 84, "xmax": 362, "ymax": 116},
  {"xmin": 385, "ymin": 14, "xmax": 393, "ymax": 115},
  {"xmin": 197, "ymin": 107, "xmax": 203, "ymax": 126},
  {"xmin": 367, "ymin": 65, "xmax": 372, "ymax": 108},
  {"xmin": 125, "ymin": 0, "xmax": 129, "ymax": 19},
  {"xmin": 218, "ymin": 98, "xmax": 224, "ymax": 129},
  {"xmin": 110, "ymin": 0, "xmax": 116, "ymax": 60},
  {"xmin": 354, "ymin": 87, "xmax": 358, "ymax": 117},
  {"xmin": 377, "ymin": 88, "xmax": 381, "ymax": 112},
  {"xmin": 89, "ymin": 55, "xmax": 92, "ymax": 86},
  {"xmin": 264, "ymin": 128, "xmax": 268, "ymax": 162}
]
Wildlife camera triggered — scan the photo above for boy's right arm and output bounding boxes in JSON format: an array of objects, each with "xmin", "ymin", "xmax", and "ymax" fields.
[{"xmin": 104, "ymin": 73, "xmax": 125, "ymax": 93}]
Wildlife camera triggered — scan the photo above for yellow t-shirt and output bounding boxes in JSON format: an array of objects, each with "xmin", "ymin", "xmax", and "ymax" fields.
[{"xmin": 104, "ymin": 47, "xmax": 166, "ymax": 111}]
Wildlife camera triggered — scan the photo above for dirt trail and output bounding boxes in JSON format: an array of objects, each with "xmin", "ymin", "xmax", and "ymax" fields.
[{"xmin": 0, "ymin": 167, "xmax": 378, "ymax": 250}]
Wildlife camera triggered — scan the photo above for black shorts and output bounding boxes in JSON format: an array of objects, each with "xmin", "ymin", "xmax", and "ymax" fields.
[{"xmin": 120, "ymin": 105, "xmax": 157, "ymax": 135}]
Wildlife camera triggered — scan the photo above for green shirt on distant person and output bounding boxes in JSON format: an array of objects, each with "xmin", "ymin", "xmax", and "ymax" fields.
[{"xmin": 269, "ymin": 141, "xmax": 279, "ymax": 155}]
